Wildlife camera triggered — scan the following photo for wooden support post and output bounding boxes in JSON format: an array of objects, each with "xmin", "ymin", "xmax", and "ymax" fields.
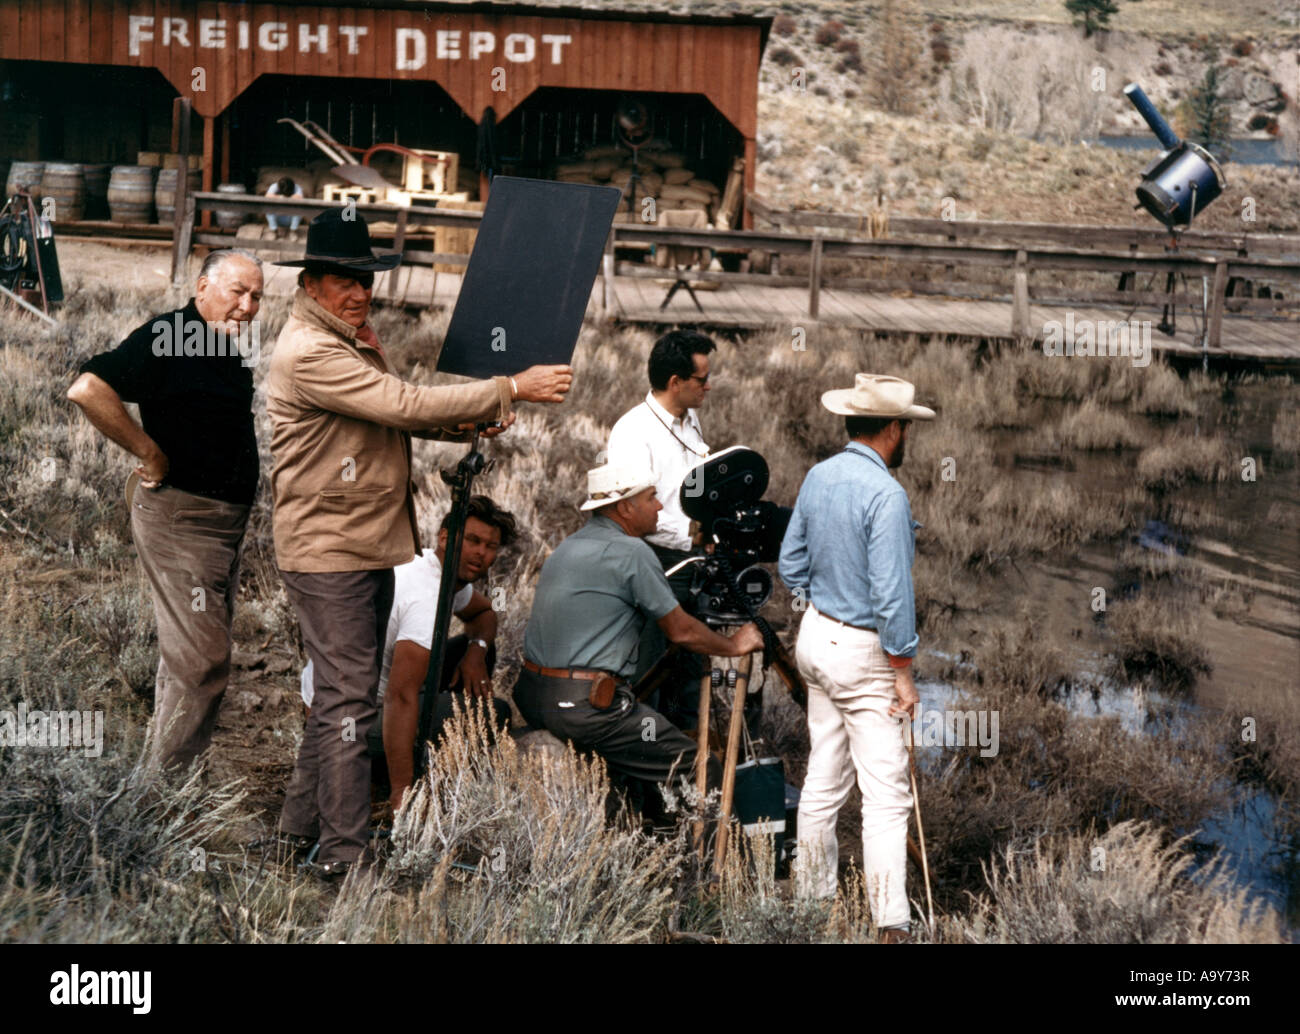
[
  {"xmin": 200, "ymin": 115, "xmax": 214, "ymax": 231},
  {"xmin": 713, "ymin": 652, "xmax": 753, "ymax": 878},
  {"xmin": 1011, "ymin": 248, "xmax": 1030, "ymax": 340},
  {"xmin": 808, "ymin": 233, "xmax": 824, "ymax": 319},
  {"xmin": 601, "ymin": 227, "xmax": 616, "ymax": 319},
  {"xmin": 1207, "ymin": 259, "xmax": 1228, "ymax": 353},
  {"xmin": 220, "ymin": 111, "xmax": 231, "ymax": 187},
  {"xmin": 387, "ymin": 208, "xmax": 408, "ymax": 303},
  {"xmin": 173, "ymin": 194, "xmax": 196, "ymax": 289},
  {"xmin": 693, "ymin": 666, "xmax": 713, "ymax": 861},
  {"xmin": 171, "ymin": 98, "xmax": 193, "ymax": 287}
]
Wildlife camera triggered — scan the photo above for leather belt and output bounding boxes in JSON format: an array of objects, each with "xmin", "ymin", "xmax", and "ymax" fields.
[
  {"xmin": 819, "ymin": 611, "xmax": 877, "ymax": 633},
  {"xmin": 523, "ymin": 659, "xmax": 619, "ymax": 682}
]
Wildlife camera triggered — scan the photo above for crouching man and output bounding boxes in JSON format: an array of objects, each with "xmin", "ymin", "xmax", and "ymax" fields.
[
  {"xmin": 512, "ymin": 463, "xmax": 762, "ymax": 820},
  {"xmin": 301, "ymin": 495, "xmax": 518, "ymax": 813}
]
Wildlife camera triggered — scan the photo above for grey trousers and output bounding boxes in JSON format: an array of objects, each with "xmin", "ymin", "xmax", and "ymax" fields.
[
  {"xmin": 278, "ymin": 568, "xmax": 394, "ymax": 865},
  {"xmin": 512, "ymin": 668, "xmax": 719, "ymax": 811},
  {"xmin": 129, "ymin": 480, "xmax": 249, "ymax": 771}
]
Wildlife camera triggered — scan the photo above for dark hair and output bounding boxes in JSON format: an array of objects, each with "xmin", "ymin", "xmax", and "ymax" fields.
[
  {"xmin": 647, "ymin": 329, "xmax": 717, "ymax": 390},
  {"xmin": 276, "ymin": 176, "xmax": 296, "ymax": 196},
  {"xmin": 441, "ymin": 495, "xmax": 518, "ymax": 547},
  {"xmin": 845, "ymin": 415, "xmax": 901, "ymax": 439}
]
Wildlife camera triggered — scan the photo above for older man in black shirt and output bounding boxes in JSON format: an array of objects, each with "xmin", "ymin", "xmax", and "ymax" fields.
[{"xmin": 68, "ymin": 249, "xmax": 263, "ymax": 770}]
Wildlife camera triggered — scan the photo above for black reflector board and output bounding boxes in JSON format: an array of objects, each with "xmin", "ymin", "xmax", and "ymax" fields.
[{"xmin": 436, "ymin": 176, "xmax": 622, "ymax": 379}]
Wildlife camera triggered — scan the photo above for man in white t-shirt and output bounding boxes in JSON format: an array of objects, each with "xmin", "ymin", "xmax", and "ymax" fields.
[{"xmin": 301, "ymin": 495, "xmax": 516, "ymax": 812}]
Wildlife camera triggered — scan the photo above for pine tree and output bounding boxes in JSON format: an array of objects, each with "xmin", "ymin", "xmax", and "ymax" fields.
[
  {"xmin": 1184, "ymin": 64, "xmax": 1232, "ymax": 157},
  {"xmin": 1064, "ymin": 0, "xmax": 1120, "ymax": 39}
]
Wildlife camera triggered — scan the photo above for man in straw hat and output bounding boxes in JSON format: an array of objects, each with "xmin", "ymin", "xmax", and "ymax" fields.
[
  {"xmin": 264, "ymin": 208, "xmax": 572, "ymax": 878},
  {"xmin": 513, "ymin": 463, "xmax": 763, "ymax": 820},
  {"xmin": 778, "ymin": 374, "xmax": 935, "ymax": 942}
]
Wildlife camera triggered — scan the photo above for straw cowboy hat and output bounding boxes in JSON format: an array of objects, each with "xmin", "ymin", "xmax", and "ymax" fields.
[
  {"xmin": 274, "ymin": 207, "xmax": 401, "ymax": 273},
  {"xmin": 821, "ymin": 374, "xmax": 936, "ymax": 421},
  {"xmin": 581, "ymin": 463, "xmax": 656, "ymax": 512}
]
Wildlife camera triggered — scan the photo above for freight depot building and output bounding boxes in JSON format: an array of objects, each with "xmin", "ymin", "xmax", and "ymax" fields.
[{"xmin": 0, "ymin": 0, "xmax": 770, "ymax": 226}]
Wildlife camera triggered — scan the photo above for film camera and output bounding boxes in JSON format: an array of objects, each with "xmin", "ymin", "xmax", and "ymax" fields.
[{"xmin": 669, "ymin": 446, "xmax": 792, "ymax": 626}]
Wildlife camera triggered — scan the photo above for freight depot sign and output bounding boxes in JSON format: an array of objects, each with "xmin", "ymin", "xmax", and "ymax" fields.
[
  {"xmin": 0, "ymin": 1, "xmax": 759, "ymax": 135},
  {"xmin": 126, "ymin": 16, "xmax": 575, "ymax": 68}
]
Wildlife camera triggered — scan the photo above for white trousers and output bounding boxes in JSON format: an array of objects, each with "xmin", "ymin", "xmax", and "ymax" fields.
[{"xmin": 793, "ymin": 605, "xmax": 912, "ymax": 929}]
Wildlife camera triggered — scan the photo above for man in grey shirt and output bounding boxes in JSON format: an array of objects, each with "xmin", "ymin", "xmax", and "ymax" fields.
[{"xmin": 513, "ymin": 463, "xmax": 762, "ymax": 817}]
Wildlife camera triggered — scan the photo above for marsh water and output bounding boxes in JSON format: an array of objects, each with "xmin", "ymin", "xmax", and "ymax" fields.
[{"xmin": 918, "ymin": 378, "xmax": 1298, "ymax": 929}]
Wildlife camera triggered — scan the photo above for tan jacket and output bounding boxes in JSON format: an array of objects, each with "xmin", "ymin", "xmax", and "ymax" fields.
[{"xmin": 267, "ymin": 288, "xmax": 512, "ymax": 572}]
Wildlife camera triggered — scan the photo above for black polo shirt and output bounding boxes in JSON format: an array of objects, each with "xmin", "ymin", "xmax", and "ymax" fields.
[{"xmin": 78, "ymin": 300, "xmax": 259, "ymax": 506}]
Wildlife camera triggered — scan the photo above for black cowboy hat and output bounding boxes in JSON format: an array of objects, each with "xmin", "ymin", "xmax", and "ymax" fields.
[{"xmin": 274, "ymin": 207, "xmax": 401, "ymax": 273}]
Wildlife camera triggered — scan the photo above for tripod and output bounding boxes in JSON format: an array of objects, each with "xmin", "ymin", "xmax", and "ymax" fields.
[{"xmin": 414, "ymin": 424, "xmax": 492, "ymax": 777}]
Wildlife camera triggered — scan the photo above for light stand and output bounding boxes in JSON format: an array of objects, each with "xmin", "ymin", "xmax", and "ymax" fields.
[{"xmin": 414, "ymin": 424, "xmax": 493, "ymax": 776}]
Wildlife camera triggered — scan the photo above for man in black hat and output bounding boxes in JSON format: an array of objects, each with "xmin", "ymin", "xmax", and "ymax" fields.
[{"xmin": 265, "ymin": 208, "xmax": 572, "ymax": 878}]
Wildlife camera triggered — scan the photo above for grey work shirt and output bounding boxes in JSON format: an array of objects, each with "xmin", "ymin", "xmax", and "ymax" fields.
[{"xmin": 523, "ymin": 514, "xmax": 680, "ymax": 678}]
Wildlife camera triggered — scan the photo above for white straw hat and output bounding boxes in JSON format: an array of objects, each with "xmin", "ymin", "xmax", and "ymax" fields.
[
  {"xmin": 581, "ymin": 463, "xmax": 657, "ymax": 511},
  {"xmin": 821, "ymin": 373, "xmax": 936, "ymax": 420}
]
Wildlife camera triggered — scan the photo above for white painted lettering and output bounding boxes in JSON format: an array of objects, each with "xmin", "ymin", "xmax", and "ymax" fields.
[
  {"xmin": 503, "ymin": 33, "xmax": 535, "ymax": 63},
  {"xmin": 128, "ymin": 15, "xmax": 154, "ymax": 57},
  {"xmin": 468, "ymin": 31, "xmax": 495, "ymax": 60},
  {"xmin": 298, "ymin": 23, "xmax": 328, "ymax": 54},
  {"xmin": 162, "ymin": 18, "xmax": 189, "ymax": 48},
  {"xmin": 339, "ymin": 25, "xmax": 368, "ymax": 55},
  {"xmin": 198, "ymin": 19, "xmax": 226, "ymax": 49},
  {"xmin": 259, "ymin": 22, "xmax": 288, "ymax": 52},
  {"xmin": 541, "ymin": 33, "xmax": 573, "ymax": 64},
  {"xmin": 436, "ymin": 29, "xmax": 461, "ymax": 60},
  {"xmin": 396, "ymin": 28, "xmax": 427, "ymax": 70}
]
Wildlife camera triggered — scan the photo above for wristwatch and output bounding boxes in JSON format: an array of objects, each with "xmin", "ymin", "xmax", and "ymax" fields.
[{"xmin": 468, "ymin": 638, "xmax": 489, "ymax": 651}]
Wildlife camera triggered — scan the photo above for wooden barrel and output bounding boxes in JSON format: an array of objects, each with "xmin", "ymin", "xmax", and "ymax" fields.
[
  {"xmin": 40, "ymin": 162, "xmax": 86, "ymax": 223},
  {"xmin": 5, "ymin": 160, "xmax": 45, "ymax": 199},
  {"xmin": 215, "ymin": 183, "xmax": 247, "ymax": 230},
  {"xmin": 107, "ymin": 165, "xmax": 156, "ymax": 224},
  {"xmin": 81, "ymin": 163, "xmax": 112, "ymax": 218},
  {"xmin": 155, "ymin": 167, "xmax": 201, "ymax": 223}
]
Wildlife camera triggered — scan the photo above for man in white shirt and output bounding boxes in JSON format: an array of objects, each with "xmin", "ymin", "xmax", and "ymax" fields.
[
  {"xmin": 606, "ymin": 330, "xmax": 715, "ymax": 727},
  {"xmin": 301, "ymin": 495, "xmax": 516, "ymax": 813}
]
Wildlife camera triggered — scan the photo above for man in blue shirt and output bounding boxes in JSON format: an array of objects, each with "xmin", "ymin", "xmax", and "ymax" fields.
[{"xmin": 779, "ymin": 373, "xmax": 935, "ymax": 943}]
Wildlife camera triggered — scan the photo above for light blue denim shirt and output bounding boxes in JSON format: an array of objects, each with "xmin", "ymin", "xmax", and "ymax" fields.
[{"xmin": 778, "ymin": 441, "xmax": 920, "ymax": 658}]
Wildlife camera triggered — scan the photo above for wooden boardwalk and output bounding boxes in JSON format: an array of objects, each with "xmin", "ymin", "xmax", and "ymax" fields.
[
  {"xmin": 608, "ymin": 275, "xmax": 1300, "ymax": 363},
  {"xmin": 242, "ymin": 237, "xmax": 1300, "ymax": 364}
]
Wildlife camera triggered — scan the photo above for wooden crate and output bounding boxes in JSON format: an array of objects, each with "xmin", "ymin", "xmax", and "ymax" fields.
[
  {"xmin": 434, "ymin": 198, "xmax": 484, "ymax": 273},
  {"xmin": 323, "ymin": 183, "xmax": 383, "ymax": 206},
  {"xmin": 403, "ymin": 149, "xmax": 459, "ymax": 195}
]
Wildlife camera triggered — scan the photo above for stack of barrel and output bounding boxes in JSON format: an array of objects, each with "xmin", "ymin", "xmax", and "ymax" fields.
[
  {"xmin": 141, "ymin": 152, "xmax": 201, "ymax": 225},
  {"xmin": 5, "ymin": 160, "xmax": 46, "ymax": 203},
  {"xmin": 107, "ymin": 165, "xmax": 156, "ymax": 223}
]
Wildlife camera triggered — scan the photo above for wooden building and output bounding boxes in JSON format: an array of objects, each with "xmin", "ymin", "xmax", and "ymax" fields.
[{"xmin": 0, "ymin": 0, "xmax": 770, "ymax": 224}]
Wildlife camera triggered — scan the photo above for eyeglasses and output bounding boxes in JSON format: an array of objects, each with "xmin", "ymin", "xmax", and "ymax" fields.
[{"xmin": 686, "ymin": 373, "xmax": 710, "ymax": 385}]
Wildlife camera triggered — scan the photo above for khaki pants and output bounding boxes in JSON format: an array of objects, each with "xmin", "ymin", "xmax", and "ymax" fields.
[
  {"xmin": 278, "ymin": 568, "xmax": 394, "ymax": 865},
  {"xmin": 793, "ymin": 605, "xmax": 912, "ymax": 929},
  {"xmin": 129, "ymin": 479, "xmax": 250, "ymax": 771}
]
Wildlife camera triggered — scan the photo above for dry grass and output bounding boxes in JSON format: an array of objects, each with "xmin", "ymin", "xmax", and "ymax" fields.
[
  {"xmin": 946, "ymin": 821, "xmax": 1283, "ymax": 944},
  {"xmin": 0, "ymin": 280, "xmax": 1289, "ymax": 941}
]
